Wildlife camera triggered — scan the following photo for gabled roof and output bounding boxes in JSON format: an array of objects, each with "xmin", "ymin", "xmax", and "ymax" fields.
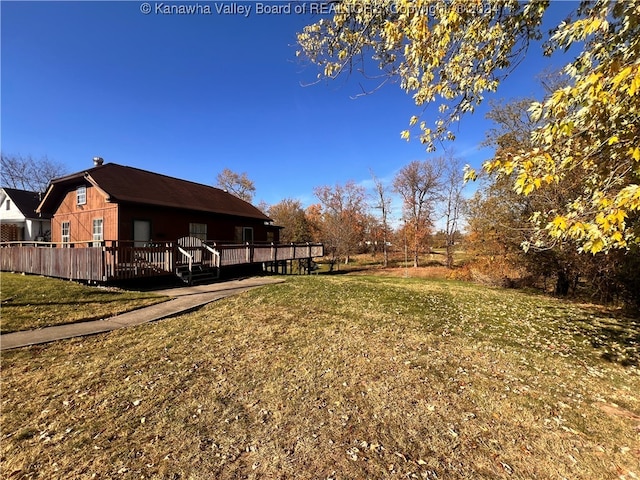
[
  {"xmin": 37, "ymin": 163, "xmax": 271, "ymax": 221},
  {"xmin": 2, "ymin": 187, "xmax": 52, "ymax": 219}
]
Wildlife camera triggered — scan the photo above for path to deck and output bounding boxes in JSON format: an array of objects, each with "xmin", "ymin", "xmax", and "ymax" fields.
[{"xmin": 0, "ymin": 277, "xmax": 284, "ymax": 351}]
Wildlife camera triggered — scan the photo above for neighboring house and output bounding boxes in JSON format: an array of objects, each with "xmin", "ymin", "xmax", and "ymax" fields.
[
  {"xmin": 0, "ymin": 187, "xmax": 52, "ymax": 242},
  {"xmin": 36, "ymin": 161, "xmax": 280, "ymax": 246}
]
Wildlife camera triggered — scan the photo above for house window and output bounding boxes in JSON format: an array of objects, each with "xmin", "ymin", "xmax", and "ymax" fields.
[
  {"xmin": 5, "ymin": 199, "xmax": 10, "ymax": 210},
  {"xmin": 76, "ymin": 186, "xmax": 86, "ymax": 205},
  {"xmin": 133, "ymin": 220, "xmax": 151, "ymax": 247},
  {"xmin": 243, "ymin": 227, "xmax": 254, "ymax": 244},
  {"xmin": 189, "ymin": 223, "xmax": 207, "ymax": 241},
  {"xmin": 61, "ymin": 221, "xmax": 70, "ymax": 244},
  {"xmin": 92, "ymin": 218, "xmax": 103, "ymax": 246}
]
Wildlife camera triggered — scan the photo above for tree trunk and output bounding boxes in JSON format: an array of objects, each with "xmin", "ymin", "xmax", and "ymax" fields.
[
  {"xmin": 555, "ymin": 269, "xmax": 570, "ymax": 296},
  {"xmin": 445, "ymin": 242, "xmax": 454, "ymax": 269}
]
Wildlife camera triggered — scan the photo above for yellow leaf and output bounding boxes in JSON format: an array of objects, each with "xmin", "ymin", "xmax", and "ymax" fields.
[
  {"xmin": 608, "ymin": 136, "xmax": 619, "ymax": 145},
  {"xmin": 612, "ymin": 66, "xmax": 632, "ymax": 91},
  {"xmin": 615, "ymin": 209, "xmax": 627, "ymax": 225},
  {"xmin": 568, "ymin": 222, "xmax": 586, "ymax": 240},
  {"xmin": 552, "ymin": 216, "xmax": 568, "ymax": 231},
  {"xmin": 400, "ymin": 130, "xmax": 410, "ymax": 141},
  {"xmin": 629, "ymin": 68, "xmax": 640, "ymax": 96},
  {"xmin": 590, "ymin": 238, "xmax": 605, "ymax": 254},
  {"xmin": 463, "ymin": 165, "xmax": 477, "ymax": 182},
  {"xmin": 514, "ymin": 172, "xmax": 527, "ymax": 194}
]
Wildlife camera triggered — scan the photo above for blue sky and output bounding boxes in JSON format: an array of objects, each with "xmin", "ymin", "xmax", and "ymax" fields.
[{"xmin": 2, "ymin": 1, "xmax": 578, "ymax": 222}]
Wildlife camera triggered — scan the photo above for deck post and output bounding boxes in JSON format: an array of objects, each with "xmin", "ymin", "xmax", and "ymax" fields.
[{"xmin": 101, "ymin": 241, "xmax": 107, "ymax": 282}]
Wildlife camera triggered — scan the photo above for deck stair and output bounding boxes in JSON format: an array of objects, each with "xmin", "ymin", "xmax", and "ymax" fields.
[
  {"xmin": 176, "ymin": 236, "xmax": 220, "ymax": 285},
  {"xmin": 175, "ymin": 263, "xmax": 219, "ymax": 285}
]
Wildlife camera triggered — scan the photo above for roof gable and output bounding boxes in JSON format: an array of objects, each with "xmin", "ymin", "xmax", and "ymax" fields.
[
  {"xmin": 38, "ymin": 163, "xmax": 271, "ymax": 221},
  {"xmin": 2, "ymin": 188, "xmax": 51, "ymax": 219}
]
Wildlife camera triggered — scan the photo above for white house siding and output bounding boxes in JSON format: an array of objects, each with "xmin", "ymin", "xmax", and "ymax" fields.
[{"xmin": 0, "ymin": 189, "xmax": 51, "ymax": 241}]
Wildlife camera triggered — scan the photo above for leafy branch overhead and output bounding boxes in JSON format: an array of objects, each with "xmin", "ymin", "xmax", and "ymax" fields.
[
  {"xmin": 297, "ymin": 0, "xmax": 547, "ymax": 150},
  {"xmin": 297, "ymin": 0, "xmax": 640, "ymax": 254}
]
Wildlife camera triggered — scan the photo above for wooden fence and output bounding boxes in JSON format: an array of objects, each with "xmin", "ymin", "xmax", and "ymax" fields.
[
  {"xmin": 0, "ymin": 241, "xmax": 324, "ymax": 282},
  {"xmin": 0, "ymin": 244, "xmax": 105, "ymax": 281}
]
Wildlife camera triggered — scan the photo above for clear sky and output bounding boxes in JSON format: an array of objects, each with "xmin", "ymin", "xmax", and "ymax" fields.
[{"xmin": 2, "ymin": 1, "xmax": 578, "ymax": 221}]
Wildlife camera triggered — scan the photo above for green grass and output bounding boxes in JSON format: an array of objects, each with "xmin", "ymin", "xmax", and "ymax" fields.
[
  {"xmin": 1, "ymin": 275, "xmax": 639, "ymax": 479},
  {"xmin": 0, "ymin": 272, "xmax": 168, "ymax": 333}
]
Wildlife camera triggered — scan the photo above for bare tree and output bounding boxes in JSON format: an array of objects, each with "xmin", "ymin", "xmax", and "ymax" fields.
[
  {"xmin": 313, "ymin": 181, "xmax": 367, "ymax": 269},
  {"xmin": 216, "ymin": 168, "xmax": 256, "ymax": 203},
  {"xmin": 370, "ymin": 170, "xmax": 391, "ymax": 267},
  {"xmin": 1, "ymin": 153, "xmax": 66, "ymax": 193},
  {"xmin": 440, "ymin": 155, "xmax": 466, "ymax": 269},
  {"xmin": 393, "ymin": 159, "xmax": 444, "ymax": 267}
]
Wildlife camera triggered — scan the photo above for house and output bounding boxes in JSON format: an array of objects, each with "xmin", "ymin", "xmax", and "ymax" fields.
[
  {"xmin": 36, "ymin": 160, "xmax": 280, "ymax": 246},
  {"xmin": 1, "ymin": 160, "xmax": 322, "ymax": 283},
  {"xmin": 0, "ymin": 187, "xmax": 52, "ymax": 242}
]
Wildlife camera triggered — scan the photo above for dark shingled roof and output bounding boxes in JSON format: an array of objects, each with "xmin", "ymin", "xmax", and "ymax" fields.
[
  {"xmin": 3, "ymin": 188, "xmax": 52, "ymax": 219},
  {"xmin": 38, "ymin": 163, "xmax": 271, "ymax": 221}
]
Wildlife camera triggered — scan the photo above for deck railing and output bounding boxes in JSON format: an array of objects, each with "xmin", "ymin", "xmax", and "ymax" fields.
[
  {"xmin": 0, "ymin": 240, "xmax": 324, "ymax": 282},
  {"xmin": 104, "ymin": 241, "xmax": 174, "ymax": 280}
]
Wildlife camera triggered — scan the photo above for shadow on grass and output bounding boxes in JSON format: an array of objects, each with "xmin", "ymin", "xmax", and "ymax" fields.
[
  {"xmin": 3, "ymin": 295, "xmax": 164, "ymax": 308},
  {"xmin": 562, "ymin": 311, "xmax": 640, "ymax": 367}
]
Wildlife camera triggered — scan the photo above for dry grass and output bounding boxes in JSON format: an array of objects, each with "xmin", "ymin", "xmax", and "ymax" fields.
[
  {"xmin": 1, "ymin": 275, "xmax": 639, "ymax": 479},
  {"xmin": 0, "ymin": 273, "xmax": 168, "ymax": 333}
]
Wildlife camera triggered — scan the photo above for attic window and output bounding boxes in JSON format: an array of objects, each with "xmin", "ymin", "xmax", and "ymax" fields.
[
  {"xmin": 76, "ymin": 186, "xmax": 86, "ymax": 205},
  {"xmin": 5, "ymin": 199, "xmax": 10, "ymax": 210}
]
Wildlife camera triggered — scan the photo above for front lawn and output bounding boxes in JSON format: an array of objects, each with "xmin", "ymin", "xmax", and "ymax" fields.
[
  {"xmin": 1, "ymin": 275, "xmax": 638, "ymax": 479},
  {"xmin": 0, "ymin": 272, "xmax": 168, "ymax": 333}
]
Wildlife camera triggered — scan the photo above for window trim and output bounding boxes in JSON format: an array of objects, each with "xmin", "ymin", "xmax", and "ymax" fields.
[
  {"xmin": 76, "ymin": 185, "xmax": 87, "ymax": 206},
  {"xmin": 61, "ymin": 221, "xmax": 70, "ymax": 244},
  {"xmin": 92, "ymin": 218, "xmax": 103, "ymax": 246},
  {"xmin": 189, "ymin": 222, "xmax": 207, "ymax": 241},
  {"xmin": 242, "ymin": 227, "xmax": 254, "ymax": 244}
]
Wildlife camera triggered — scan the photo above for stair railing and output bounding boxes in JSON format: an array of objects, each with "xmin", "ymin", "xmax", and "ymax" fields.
[
  {"xmin": 177, "ymin": 245, "xmax": 193, "ymax": 284},
  {"xmin": 202, "ymin": 243, "xmax": 220, "ymax": 269}
]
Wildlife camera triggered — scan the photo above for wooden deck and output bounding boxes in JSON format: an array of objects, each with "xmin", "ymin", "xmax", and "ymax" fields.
[{"xmin": 0, "ymin": 240, "xmax": 324, "ymax": 282}]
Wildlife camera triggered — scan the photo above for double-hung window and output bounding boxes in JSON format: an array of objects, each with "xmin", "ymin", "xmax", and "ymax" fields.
[
  {"xmin": 61, "ymin": 221, "xmax": 70, "ymax": 245},
  {"xmin": 189, "ymin": 223, "xmax": 207, "ymax": 242},
  {"xmin": 92, "ymin": 218, "xmax": 103, "ymax": 246},
  {"xmin": 76, "ymin": 186, "xmax": 86, "ymax": 205}
]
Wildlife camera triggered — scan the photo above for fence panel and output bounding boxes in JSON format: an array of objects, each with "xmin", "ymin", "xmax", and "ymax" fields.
[{"xmin": 0, "ymin": 245, "xmax": 105, "ymax": 281}]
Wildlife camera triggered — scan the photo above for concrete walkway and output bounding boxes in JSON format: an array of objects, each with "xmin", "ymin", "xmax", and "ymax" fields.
[{"xmin": 0, "ymin": 277, "xmax": 284, "ymax": 351}]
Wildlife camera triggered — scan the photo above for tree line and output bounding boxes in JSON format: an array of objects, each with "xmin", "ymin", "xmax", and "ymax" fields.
[
  {"xmin": 4, "ymin": 145, "xmax": 637, "ymax": 307},
  {"xmin": 295, "ymin": 0, "xmax": 640, "ymax": 308}
]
